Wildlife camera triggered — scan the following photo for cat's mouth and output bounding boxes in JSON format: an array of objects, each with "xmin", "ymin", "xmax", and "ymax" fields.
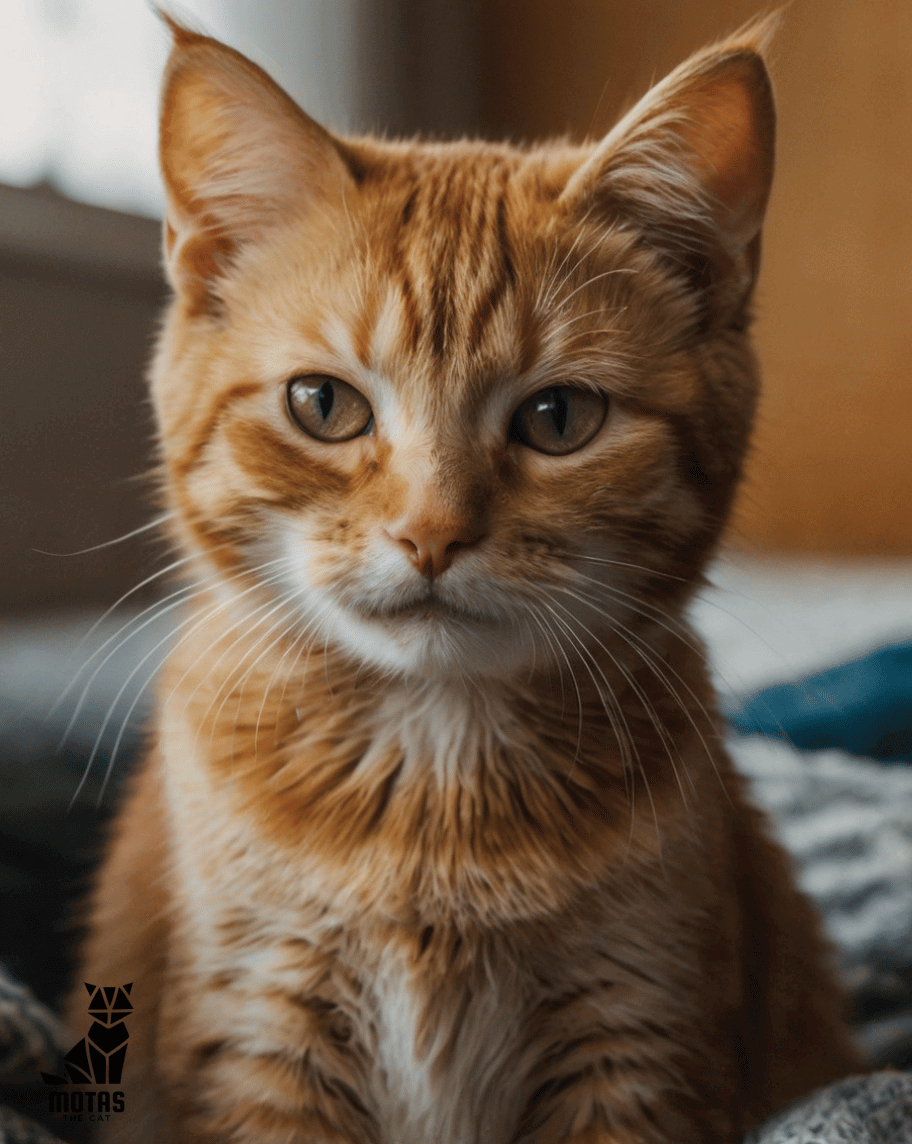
[{"xmin": 357, "ymin": 593, "xmax": 492, "ymax": 625}]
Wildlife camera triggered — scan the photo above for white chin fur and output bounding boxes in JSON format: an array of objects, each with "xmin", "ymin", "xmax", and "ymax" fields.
[
  {"xmin": 316, "ymin": 596, "xmax": 538, "ymax": 679},
  {"xmin": 278, "ymin": 532, "xmax": 546, "ymax": 679}
]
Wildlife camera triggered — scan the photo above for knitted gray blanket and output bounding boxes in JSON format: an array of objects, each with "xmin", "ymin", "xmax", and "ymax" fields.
[
  {"xmin": 732, "ymin": 736, "xmax": 912, "ymax": 1071},
  {"xmin": 736, "ymin": 733, "xmax": 912, "ymax": 1140},
  {"xmin": 746, "ymin": 1073, "xmax": 912, "ymax": 1143}
]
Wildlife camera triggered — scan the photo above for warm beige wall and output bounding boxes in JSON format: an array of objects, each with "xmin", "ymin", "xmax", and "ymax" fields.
[
  {"xmin": 478, "ymin": 1, "xmax": 912, "ymax": 555},
  {"xmin": 0, "ymin": 185, "xmax": 163, "ymax": 612},
  {"xmin": 735, "ymin": 2, "xmax": 912, "ymax": 554}
]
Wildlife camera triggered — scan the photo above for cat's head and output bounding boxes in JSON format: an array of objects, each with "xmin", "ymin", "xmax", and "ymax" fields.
[{"xmin": 152, "ymin": 18, "xmax": 775, "ymax": 681}]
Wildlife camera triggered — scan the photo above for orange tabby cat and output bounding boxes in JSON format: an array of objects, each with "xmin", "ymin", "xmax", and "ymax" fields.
[{"xmin": 73, "ymin": 15, "xmax": 863, "ymax": 1143}]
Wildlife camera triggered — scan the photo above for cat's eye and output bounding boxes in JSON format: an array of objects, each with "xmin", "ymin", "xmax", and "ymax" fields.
[
  {"xmin": 509, "ymin": 386, "xmax": 607, "ymax": 455},
  {"xmin": 286, "ymin": 375, "xmax": 373, "ymax": 442}
]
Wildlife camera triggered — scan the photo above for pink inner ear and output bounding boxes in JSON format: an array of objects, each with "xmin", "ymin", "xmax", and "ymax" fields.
[
  {"xmin": 680, "ymin": 66, "xmax": 774, "ymax": 252},
  {"xmin": 561, "ymin": 42, "xmax": 775, "ymax": 267},
  {"xmin": 158, "ymin": 29, "xmax": 354, "ymax": 312}
]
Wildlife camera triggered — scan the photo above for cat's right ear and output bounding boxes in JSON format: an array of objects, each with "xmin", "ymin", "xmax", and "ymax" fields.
[
  {"xmin": 158, "ymin": 16, "xmax": 352, "ymax": 314},
  {"xmin": 560, "ymin": 16, "xmax": 778, "ymax": 322}
]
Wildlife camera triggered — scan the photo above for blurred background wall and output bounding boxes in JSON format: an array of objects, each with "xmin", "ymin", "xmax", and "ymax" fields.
[{"xmin": 2, "ymin": 0, "xmax": 910, "ymax": 616}]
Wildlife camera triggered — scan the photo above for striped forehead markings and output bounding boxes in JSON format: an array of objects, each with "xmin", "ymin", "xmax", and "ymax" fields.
[{"xmin": 389, "ymin": 158, "xmax": 518, "ymax": 361}]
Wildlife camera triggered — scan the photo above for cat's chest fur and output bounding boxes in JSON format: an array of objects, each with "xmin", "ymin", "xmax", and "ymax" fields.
[
  {"xmin": 159, "ymin": 630, "xmax": 678, "ymax": 928},
  {"xmin": 164, "ymin": 879, "xmax": 531, "ymax": 1144},
  {"xmin": 157, "ymin": 662, "xmax": 694, "ymax": 1142}
]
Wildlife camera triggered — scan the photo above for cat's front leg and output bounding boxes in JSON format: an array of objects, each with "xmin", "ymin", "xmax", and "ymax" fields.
[
  {"xmin": 157, "ymin": 985, "xmax": 382, "ymax": 1144},
  {"xmin": 515, "ymin": 1105, "xmax": 738, "ymax": 1144},
  {"xmin": 512, "ymin": 1058, "xmax": 740, "ymax": 1144},
  {"xmin": 166, "ymin": 1068, "xmax": 380, "ymax": 1144}
]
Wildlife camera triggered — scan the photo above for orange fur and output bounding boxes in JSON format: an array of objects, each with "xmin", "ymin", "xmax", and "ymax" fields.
[{"xmin": 74, "ymin": 15, "xmax": 863, "ymax": 1143}]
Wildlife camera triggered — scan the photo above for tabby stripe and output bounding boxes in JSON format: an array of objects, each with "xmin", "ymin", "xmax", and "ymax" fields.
[
  {"xmin": 176, "ymin": 381, "xmax": 262, "ymax": 480},
  {"xmin": 663, "ymin": 409, "xmax": 732, "ymax": 560},
  {"xmin": 400, "ymin": 187, "xmax": 417, "ymax": 227},
  {"xmin": 397, "ymin": 265, "xmax": 422, "ymax": 354},
  {"xmin": 464, "ymin": 166, "xmax": 492, "ymax": 280},
  {"xmin": 426, "ymin": 171, "xmax": 459, "ymax": 359},
  {"xmin": 394, "ymin": 187, "xmax": 422, "ymax": 353},
  {"xmin": 468, "ymin": 266, "xmax": 510, "ymax": 348},
  {"xmin": 352, "ymin": 288, "xmax": 380, "ymax": 370},
  {"xmin": 468, "ymin": 174, "xmax": 519, "ymax": 348},
  {"xmin": 226, "ymin": 422, "xmax": 348, "ymax": 508},
  {"xmin": 180, "ymin": 501, "xmax": 248, "ymax": 572},
  {"xmin": 496, "ymin": 181, "xmax": 517, "ymax": 287}
]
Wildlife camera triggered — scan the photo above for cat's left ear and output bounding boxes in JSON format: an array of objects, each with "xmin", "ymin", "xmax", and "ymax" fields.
[
  {"xmin": 561, "ymin": 18, "xmax": 777, "ymax": 317},
  {"xmin": 158, "ymin": 16, "xmax": 354, "ymax": 314}
]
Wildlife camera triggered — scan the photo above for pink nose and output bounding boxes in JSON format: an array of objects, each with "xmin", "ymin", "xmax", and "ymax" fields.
[{"xmin": 389, "ymin": 521, "xmax": 484, "ymax": 579}]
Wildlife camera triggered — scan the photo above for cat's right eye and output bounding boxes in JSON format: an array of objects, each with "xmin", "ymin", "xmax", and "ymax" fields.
[
  {"xmin": 509, "ymin": 386, "xmax": 607, "ymax": 455},
  {"xmin": 286, "ymin": 375, "xmax": 373, "ymax": 442}
]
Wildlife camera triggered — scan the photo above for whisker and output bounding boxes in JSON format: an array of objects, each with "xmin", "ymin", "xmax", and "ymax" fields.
[
  {"xmin": 76, "ymin": 562, "xmax": 295, "ymax": 808},
  {"xmin": 615, "ymin": 624, "xmax": 730, "ymax": 804},
  {"xmin": 59, "ymin": 548, "xmax": 202, "ymax": 681},
  {"xmin": 536, "ymin": 598, "xmax": 650, "ymax": 850},
  {"xmin": 535, "ymin": 595, "xmax": 636, "ymax": 778},
  {"xmin": 568, "ymin": 572, "xmax": 703, "ymax": 658},
  {"xmin": 538, "ymin": 206, "xmax": 599, "ymax": 310},
  {"xmin": 165, "ymin": 567, "xmax": 300, "ymax": 724},
  {"xmin": 31, "ymin": 511, "xmax": 173, "ymax": 557},
  {"xmin": 55, "ymin": 551, "xmax": 285, "ymax": 742},
  {"xmin": 547, "ymin": 595, "xmax": 689, "ymax": 817},
  {"xmin": 201, "ymin": 590, "xmax": 310, "ymax": 760},
  {"xmin": 569, "ymin": 568, "xmax": 767, "ymax": 717},
  {"xmin": 94, "ymin": 571, "xmax": 300, "ymax": 807},
  {"xmin": 253, "ymin": 615, "xmax": 323, "ymax": 755},
  {"xmin": 525, "ymin": 599, "xmax": 583, "ymax": 764},
  {"xmin": 571, "ymin": 554, "xmax": 689, "ymax": 583},
  {"xmin": 56, "ymin": 537, "xmax": 245, "ymax": 705},
  {"xmin": 56, "ymin": 584, "xmax": 197, "ymax": 753},
  {"xmin": 544, "ymin": 305, "xmax": 623, "ymax": 339},
  {"xmin": 540, "ymin": 209, "xmax": 627, "ymax": 311},
  {"xmin": 557, "ymin": 583, "xmax": 716, "ymax": 782},
  {"xmin": 555, "ymin": 267, "xmax": 639, "ymax": 312},
  {"xmin": 543, "ymin": 603, "xmax": 655, "ymax": 855}
]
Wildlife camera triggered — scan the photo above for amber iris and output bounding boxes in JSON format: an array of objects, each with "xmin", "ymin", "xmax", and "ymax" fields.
[
  {"xmin": 510, "ymin": 386, "xmax": 607, "ymax": 455},
  {"xmin": 286, "ymin": 375, "xmax": 373, "ymax": 441}
]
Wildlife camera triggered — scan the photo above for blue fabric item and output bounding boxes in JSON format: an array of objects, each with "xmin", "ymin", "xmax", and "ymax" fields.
[{"xmin": 728, "ymin": 640, "xmax": 912, "ymax": 764}]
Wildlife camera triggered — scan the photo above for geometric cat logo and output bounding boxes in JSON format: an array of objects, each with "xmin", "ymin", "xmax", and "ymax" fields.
[{"xmin": 41, "ymin": 982, "xmax": 132, "ymax": 1086}]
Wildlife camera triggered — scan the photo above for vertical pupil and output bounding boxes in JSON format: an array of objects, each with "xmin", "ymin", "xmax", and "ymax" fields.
[
  {"xmin": 317, "ymin": 381, "xmax": 335, "ymax": 420},
  {"xmin": 549, "ymin": 389, "xmax": 567, "ymax": 436}
]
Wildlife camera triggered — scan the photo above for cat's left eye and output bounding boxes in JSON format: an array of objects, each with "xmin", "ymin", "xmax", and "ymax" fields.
[
  {"xmin": 509, "ymin": 386, "xmax": 607, "ymax": 455},
  {"xmin": 286, "ymin": 375, "xmax": 373, "ymax": 442}
]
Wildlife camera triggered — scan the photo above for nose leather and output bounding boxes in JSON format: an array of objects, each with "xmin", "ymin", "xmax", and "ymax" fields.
[
  {"xmin": 388, "ymin": 510, "xmax": 486, "ymax": 578},
  {"xmin": 386, "ymin": 469, "xmax": 488, "ymax": 579}
]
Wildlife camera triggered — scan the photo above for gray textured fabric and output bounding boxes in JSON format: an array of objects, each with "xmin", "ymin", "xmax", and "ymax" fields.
[
  {"xmin": 0, "ymin": 1106, "xmax": 65, "ymax": 1144},
  {"xmin": 731, "ymin": 736, "xmax": 912, "ymax": 1069},
  {"xmin": 746, "ymin": 1072, "xmax": 912, "ymax": 1144},
  {"xmin": 0, "ymin": 965, "xmax": 63, "ymax": 1080}
]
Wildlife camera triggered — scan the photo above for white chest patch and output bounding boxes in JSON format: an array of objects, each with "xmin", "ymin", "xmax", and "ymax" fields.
[
  {"xmin": 372, "ymin": 944, "xmax": 527, "ymax": 1144},
  {"xmin": 369, "ymin": 680, "xmax": 523, "ymax": 787}
]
